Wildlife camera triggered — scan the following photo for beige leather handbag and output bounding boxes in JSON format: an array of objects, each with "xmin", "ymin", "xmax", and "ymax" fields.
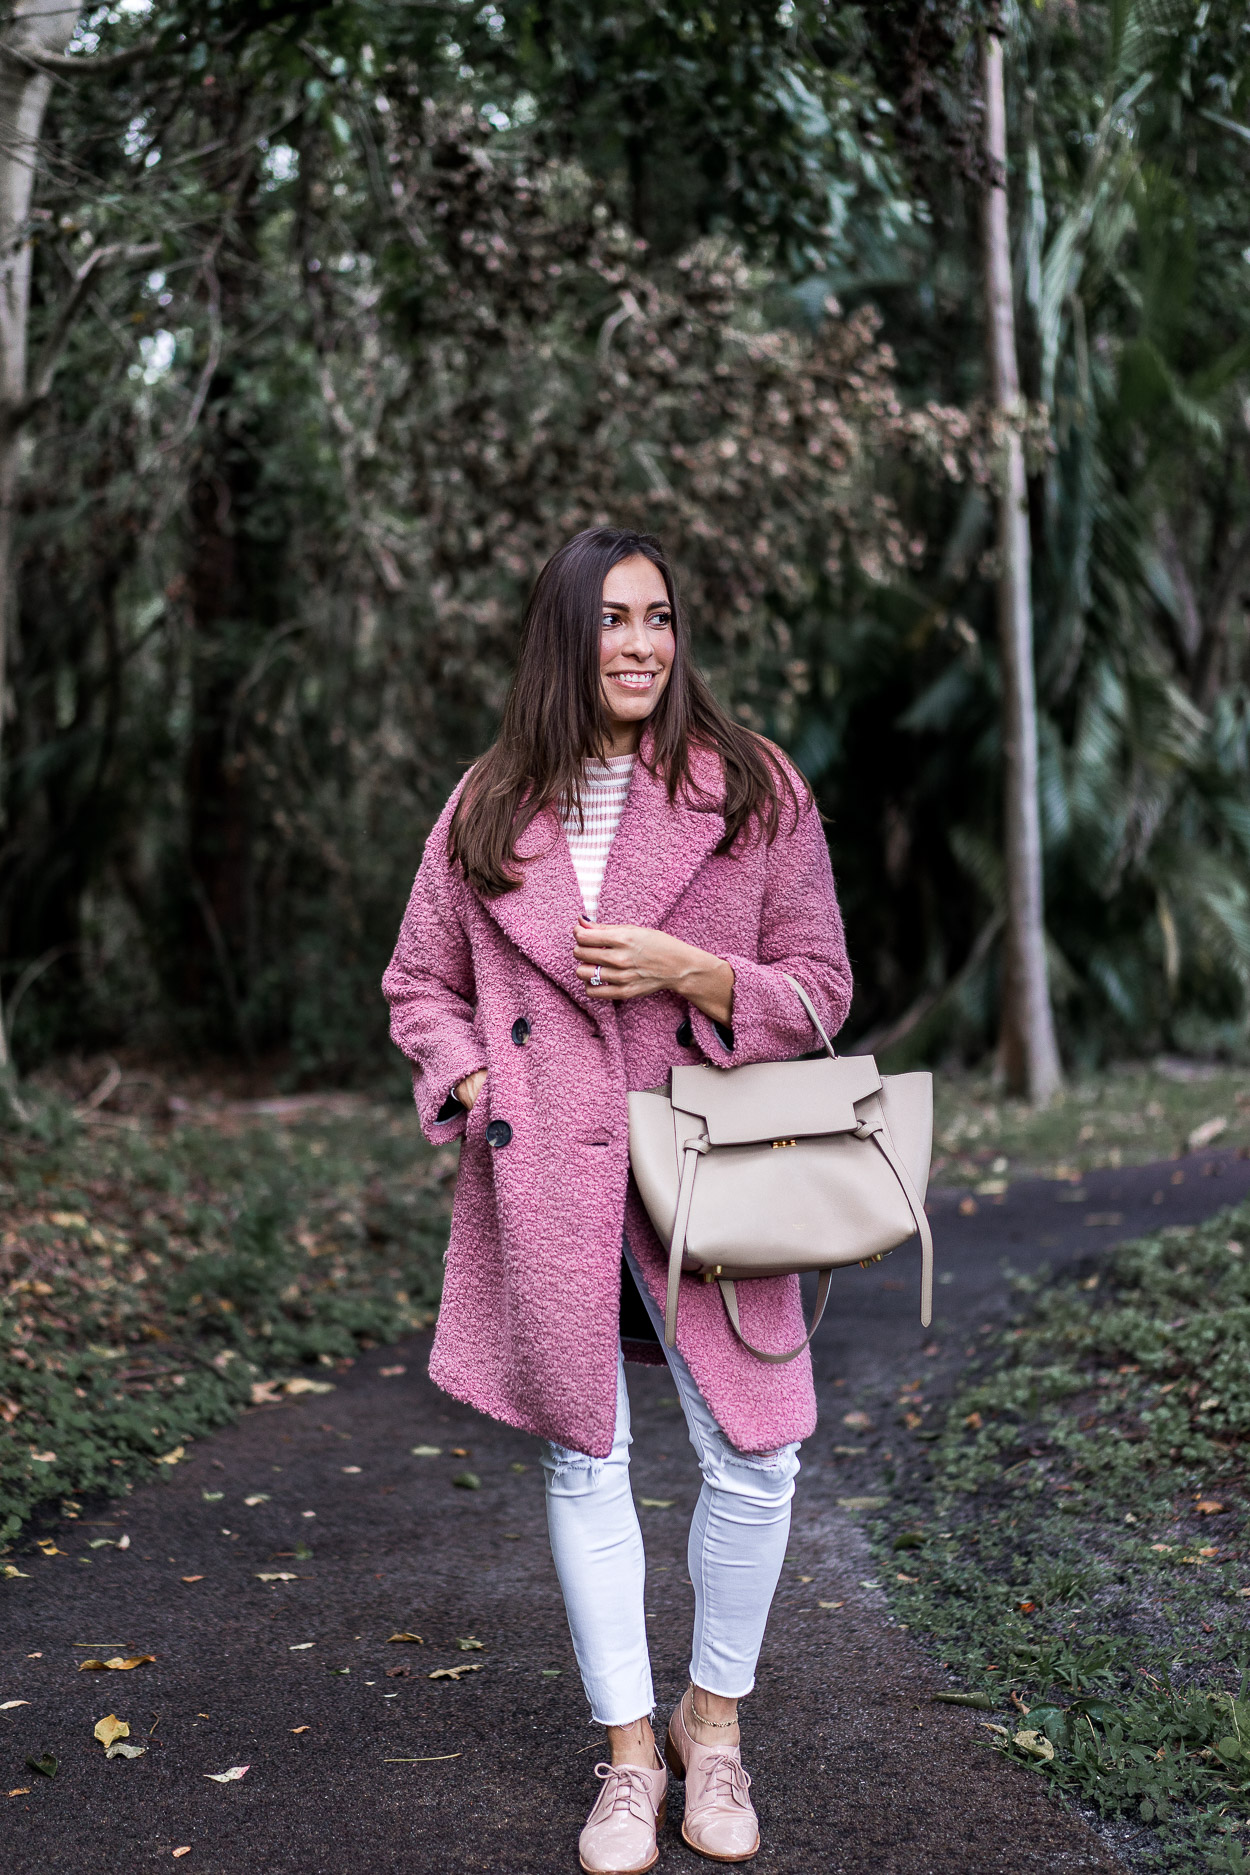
[{"xmin": 628, "ymin": 976, "xmax": 934, "ymax": 1363}]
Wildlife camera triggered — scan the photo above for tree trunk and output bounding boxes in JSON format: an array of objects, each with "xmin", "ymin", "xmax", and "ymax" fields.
[
  {"xmin": 981, "ymin": 30, "xmax": 1062, "ymax": 1105},
  {"xmin": 0, "ymin": 6, "xmax": 81, "ymax": 796}
]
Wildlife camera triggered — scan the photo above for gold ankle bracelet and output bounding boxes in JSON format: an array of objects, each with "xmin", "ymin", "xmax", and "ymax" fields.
[{"xmin": 688, "ymin": 1688, "xmax": 739, "ymax": 1729}]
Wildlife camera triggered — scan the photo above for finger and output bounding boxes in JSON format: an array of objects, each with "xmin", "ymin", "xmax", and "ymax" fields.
[
  {"xmin": 573, "ymin": 942, "xmax": 628, "ymax": 965},
  {"xmin": 576, "ymin": 963, "xmax": 625, "ymax": 985}
]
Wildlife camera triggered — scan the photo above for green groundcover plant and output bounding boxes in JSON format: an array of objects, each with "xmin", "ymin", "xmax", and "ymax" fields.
[
  {"xmin": 873, "ymin": 1201, "xmax": 1250, "ymax": 1872},
  {"xmin": 0, "ymin": 1098, "xmax": 451, "ymax": 1541}
]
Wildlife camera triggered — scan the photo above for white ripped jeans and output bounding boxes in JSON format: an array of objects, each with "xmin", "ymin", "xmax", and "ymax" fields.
[{"xmin": 540, "ymin": 1241, "xmax": 800, "ymax": 1728}]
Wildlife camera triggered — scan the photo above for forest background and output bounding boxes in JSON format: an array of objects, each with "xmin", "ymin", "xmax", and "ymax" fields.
[{"xmin": 3, "ymin": 0, "xmax": 1250, "ymax": 1092}]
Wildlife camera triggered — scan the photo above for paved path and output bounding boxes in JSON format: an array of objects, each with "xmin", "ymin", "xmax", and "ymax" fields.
[{"xmin": 4, "ymin": 1148, "xmax": 1248, "ymax": 1873}]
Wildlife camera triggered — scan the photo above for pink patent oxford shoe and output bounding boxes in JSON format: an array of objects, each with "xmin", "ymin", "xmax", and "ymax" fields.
[
  {"xmin": 665, "ymin": 1690, "xmax": 760, "ymax": 1863},
  {"xmin": 578, "ymin": 1749, "xmax": 668, "ymax": 1875}
]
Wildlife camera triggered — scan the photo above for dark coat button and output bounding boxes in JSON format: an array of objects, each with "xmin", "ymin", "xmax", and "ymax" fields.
[
  {"xmin": 676, "ymin": 1018, "xmax": 694, "ymax": 1048},
  {"xmin": 485, "ymin": 1119, "xmax": 513, "ymax": 1149},
  {"xmin": 511, "ymin": 1016, "xmax": 531, "ymax": 1046}
]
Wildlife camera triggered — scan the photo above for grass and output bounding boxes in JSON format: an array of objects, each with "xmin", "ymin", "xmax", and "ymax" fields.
[
  {"xmin": 872, "ymin": 1198, "xmax": 1250, "ymax": 1872},
  {"xmin": 930, "ymin": 1064, "xmax": 1250, "ymax": 1187},
  {"xmin": 0, "ymin": 1087, "xmax": 452, "ymax": 1542}
]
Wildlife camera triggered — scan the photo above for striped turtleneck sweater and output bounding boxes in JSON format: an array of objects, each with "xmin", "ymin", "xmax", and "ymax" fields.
[{"xmin": 560, "ymin": 753, "xmax": 635, "ymax": 920}]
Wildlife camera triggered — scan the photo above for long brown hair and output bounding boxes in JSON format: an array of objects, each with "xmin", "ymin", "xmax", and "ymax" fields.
[{"xmin": 447, "ymin": 526, "xmax": 807, "ymax": 898}]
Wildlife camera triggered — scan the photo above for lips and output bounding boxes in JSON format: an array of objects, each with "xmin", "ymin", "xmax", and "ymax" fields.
[{"xmin": 606, "ymin": 670, "xmax": 657, "ymax": 689}]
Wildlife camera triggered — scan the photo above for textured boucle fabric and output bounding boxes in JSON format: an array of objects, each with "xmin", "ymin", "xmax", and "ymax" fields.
[{"xmin": 381, "ymin": 735, "xmax": 853, "ymax": 1459}]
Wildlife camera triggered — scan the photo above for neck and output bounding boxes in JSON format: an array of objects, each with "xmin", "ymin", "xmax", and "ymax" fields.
[{"xmin": 599, "ymin": 723, "xmax": 643, "ymax": 759}]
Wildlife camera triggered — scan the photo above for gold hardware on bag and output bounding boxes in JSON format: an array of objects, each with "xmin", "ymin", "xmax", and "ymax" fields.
[
  {"xmin": 771, "ymin": 1138, "xmax": 797, "ymax": 1149},
  {"xmin": 857, "ymin": 1253, "xmax": 885, "ymax": 1268},
  {"xmin": 701, "ymin": 1264, "xmax": 723, "ymax": 1282}
]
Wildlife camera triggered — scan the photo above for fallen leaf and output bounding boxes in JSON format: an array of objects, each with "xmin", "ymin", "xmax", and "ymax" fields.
[
  {"xmin": 1013, "ymin": 1728, "xmax": 1055, "ymax": 1762},
  {"xmin": 819, "ymin": 1601, "xmax": 845, "ymax": 1610},
  {"xmin": 93, "ymin": 1713, "xmax": 130, "ymax": 1749},
  {"xmin": 25, "ymin": 1753, "xmax": 57, "ymax": 1778},
  {"xmin": 35, "ymin": 1539, "xmax": 63, "ymax": 1556},
  {"xmin": 250, "ymin": 1381, "xmax": 283, "ymax": 1405},
  {"xmin": 958, "ymin": 1197, "xmax": 977, "ymax": 1216},
  {"xmin": 291, "ymin": 1726, "xmax": 310, "ymax": 1734},
  {"xmin": 981, "ymin": 1722, "xmax": 1010, "ymax": 1738},
  {"xmin": 78, "ymin": 1655, "xmax": 155, "ymax": 1672},
  {"xmin": 540, "ymin": 1669, "xmax": 561, "ymax": 1678},
  {"xmin": 28, "ymin": 1450, "xmax": 57, "ymax": 1464},
  {"xmin": 831, "ymin": 1445, "xmax": 865, "ymax": 1456},
  {"xmin": 181, "ymin": 1576, "xmax": 204, "ymax": 1584},
  {"xmin": 933, "ymin": 1692, "xmax": 994, "ymax": 1709},
  {"xmin": 388, "ymin": 1632, "xmax": 424, "ymax": 1644},
  {"xmin": 896, "ymin": 1572, "xmax": 919, "ymax": 1584},
  {"xmin": 201, "ymin": 1490, "xmax": 224, "ymax": 1502},
  {"xmin": 385, "ymin": 1666, "xmax": 410, "ymax": 1678},
  {"xmin": 326, "ymin": 1666, "xmax": 350, "ymax": 1675},
  {"xmin": 289, "ymin": 1642, "xmax": 315, "ymax": 1651},
  {"xmin": 450, "ymin": 1447, "xmax": 469, "ymax": 1457},
  {"xmin": 410, "ymin": 1445, "xmax": 441, "ymax": 1458},
  {"xmin": 638, "ymin": 1497, "xmax": 674, "ymax": 1509},
  {"xmin": 841, "ymin": 1411, "xmax": 873, "ymax": 1431},
  {"xmin": 429, "ymin": 1662, "xmax": 483, "ymax": 1681},
  {"xmin": 379, "ymin": 1366, "xmax": 406, "ymax": 1377},
  {"xmin": 282, "ymin": 1378, "xmax": 335, "ymax": 1395},
  {"xmin": 173, "ymin": 1849, "xmax": 192, "ymax": 1858},
  {"xmin": 1, "ymin": 1700, "xmax": 30, "ymax": 1709},
  {"xmin": 1195, "ymin": 1499, "xmax": 1225, "ymax": 1515},
  {"xmin": 452, "ymin": 1471, "xmax": 481, "ymax": 1490},
  {"xmin": 796, "ymin": 1575, "xmax": 813, "ymax": 1584},
  {"xmin": 155, "ymin": 1446, "xmax": 186, "ymax": 1466},
  {"xmin": 2, "ymin": 1565, "xmax": 30, "ymax": 1579},
  {"xmin": 244, "ymin": 1494, "xmax": 271, "ymax": 1507},
  {"xmin": 1188, "ymin": 1116, "xmax": 1228, "ymax": 1152},
  {"xmin": 341, "ymin": 1466, "xmax": 362, "ymax": 1475},
  {"xmin": 117, "ymin": 1534, "xmax": 130, "ymax": 1550},
  {"xmin": 87, "ymin": 1537, "xmax": 117, "ymax": 1549},
  {"xmin": 457, "ymin": 1637, "xmax": 484, "ymax": 1651},
  {"xmin": 838, "ymin": 1496, "xmax": 887, "ymax": 1511},
  {"xmin": 255, "ymin": 1572, "xmax": 298, "ymax": 1582},
  {"xmin": 1017, "ymin": 1602, "xmax": 1037, "ymax": 1614},
  {"xmin": 8, "ymin": 1788, "xmax": 31, "ymax": 1797},
  {"xmin": 964, "ymin": 1411, "xmax": 983, "ymax": 1430},
  {"xmin": 106, "ymin": 1740, "xmax": 147, "ymax": 1760},
  {"xmin": 204, "ymin": 1765, "xmax": 250, "ymax": 1782}
]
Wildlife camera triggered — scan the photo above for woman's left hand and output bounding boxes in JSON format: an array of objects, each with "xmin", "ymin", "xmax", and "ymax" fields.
[{"xmin": 573, "ymin": 920, "xmax": 734, "ymax": 1026}]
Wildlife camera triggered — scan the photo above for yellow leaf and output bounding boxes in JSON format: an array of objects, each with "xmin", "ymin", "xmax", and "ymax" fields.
[
  {"xmin": 255, "ymin": 1572, "xmax": 298, "ymax": 1582},
  {"xmin": 173, "ymin": 1849, "xmax": 192, "ymax": 1858},
  {"xmin": 1013, "ymin": 1729, "xmax": 1055, "ymax": 1762},
  {"xmin": 819, "ymin": 1600, "xmax": 845, "ymax": 1610},
  {"xmin": 28, "ymin": 1452, "xmax": 56, "ymax": 1465},
  {"xmin": 282, "ymin": 1378, "xmax": 335, "ymax": 1395},
  {"xmin": 8, "ymin": 1788, "xmax": 31, "ymax": 1797},
  {"xmin": 388, "ymin": 1632, "xmax": 424, "ymax": 1644},
  {"xmin": 155, "ymin": 1446, "xmax": 185, "ymax": 1466},
  {"xmin": 203, "ymin": 1765, "xmax": 250, "ymax": 1782},
  {"xmin": 638, "ymin": 1497, "xmax": 674, "ymax": 1509},
  {"xmin": 181, "ymin": 1575, "xmax": 204, "ymax": 1583},
  {"xmin": 35, "ymin": 1539, "xmax": 62, "ymax": 1555},
  {"xmin": 93, "ymin": 1713, "xmax": 129, "ymax": 1749},
  {"xmin": 290, "ymin": 1726, "xmax": 310, "ymax": 1734},
  {"xmin": 3, "ymin": 1565, "xmax": 30, "ymax": 1579},
  {"xmin": 428, "ymin": 1662, "xmax": 483, "ymax": 1681}
]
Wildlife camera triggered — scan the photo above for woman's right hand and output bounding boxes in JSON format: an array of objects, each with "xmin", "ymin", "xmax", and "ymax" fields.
[{"xmin": 455, "ymin": 1069, "xmax": 487, "ymax": 1112}]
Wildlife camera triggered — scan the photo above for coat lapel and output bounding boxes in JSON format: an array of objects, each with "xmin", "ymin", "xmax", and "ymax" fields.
[
  {"xmin": 476, "ymin": 737, "xmax": 726, "ymax": 1005},
  {"xmin": 478, "ymin": 804, "xmax": 593, "ymax": 1010},
  {"xmin": 595, "ymin": 737, "xmax": 725, "ymax": 931}
]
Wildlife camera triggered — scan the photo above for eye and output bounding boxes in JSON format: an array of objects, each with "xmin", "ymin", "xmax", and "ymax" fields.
[
  {"xmin": 649, "ymin": 611, "xmax": 673, "ymax": 630},
  {"xmin": 601, "ymin": 610, "xmax": 624, "ymax": 630}
]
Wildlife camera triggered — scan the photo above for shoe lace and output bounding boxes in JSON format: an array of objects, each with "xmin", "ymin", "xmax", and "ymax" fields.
[
  {"xmin": 593, "ymin": 1762, "xmax": 656, "ymax": 1823},
  {"xmin": 702, "ymin": 1752, "xmax": 753, "ymax": 1810}
]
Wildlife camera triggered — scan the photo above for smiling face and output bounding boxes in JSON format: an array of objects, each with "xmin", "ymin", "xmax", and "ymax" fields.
[{"xmin": 598, "ymin": 553, "xmax": 676, "ymax": 754}]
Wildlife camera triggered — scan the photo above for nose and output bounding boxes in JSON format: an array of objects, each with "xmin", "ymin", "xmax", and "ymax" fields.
[{"xmin": 618, "ymin": 615, "xmax": 653, "ymax": 660}]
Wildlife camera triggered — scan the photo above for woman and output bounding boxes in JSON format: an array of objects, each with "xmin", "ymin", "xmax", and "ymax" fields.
[{"xmin": 383, "ymin": 527, "xmax": 852, "ymax": 1873}]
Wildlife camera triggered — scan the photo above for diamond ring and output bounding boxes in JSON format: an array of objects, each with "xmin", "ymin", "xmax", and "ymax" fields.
[{"xmin": 590, "ymin": 965, "xmax": 603, "ymax": 988}]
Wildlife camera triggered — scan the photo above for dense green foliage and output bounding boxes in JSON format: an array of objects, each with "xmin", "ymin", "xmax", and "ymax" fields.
[
  {"xmin": 873, "ymin": 1199, "xmax": 1250, "ymax": 1870},
  {"xmin": 2, "ymin": 1, "xmax": 1249, "ymax": 1077}
]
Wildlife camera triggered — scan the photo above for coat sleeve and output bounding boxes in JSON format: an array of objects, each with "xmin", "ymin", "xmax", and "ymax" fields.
[
  {"xmin": 382, "ymin": 806, "xmax": 486, "ymax": 1144},
  {"xmin": 686, "ymin": 788, "xmax": 854, "ymax": 1069}
]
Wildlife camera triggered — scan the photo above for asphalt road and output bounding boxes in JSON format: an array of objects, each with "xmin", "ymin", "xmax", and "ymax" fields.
[{"xmin": 3, "ymin": 1146, "xmax": 1248, "ymax": 1875}]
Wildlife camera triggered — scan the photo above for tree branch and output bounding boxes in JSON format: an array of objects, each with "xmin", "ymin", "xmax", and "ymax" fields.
[
  {"xmin": 0, "ymin": 240, "xmax": 160, "ymax": 436},
  {"xmin": 0, "ymin": 38, "xmax": 158, "ymax": 78}
]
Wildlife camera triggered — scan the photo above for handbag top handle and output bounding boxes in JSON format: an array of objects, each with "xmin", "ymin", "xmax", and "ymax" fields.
[{"xmin": 781, "ymin": 974, "xmax": 837, "ymax": 1061}]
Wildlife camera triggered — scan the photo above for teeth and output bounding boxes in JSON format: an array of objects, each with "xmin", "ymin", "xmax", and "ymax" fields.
[{"xmin": 611, "ymin": 672, "xmax": 654, "ymax": 687}]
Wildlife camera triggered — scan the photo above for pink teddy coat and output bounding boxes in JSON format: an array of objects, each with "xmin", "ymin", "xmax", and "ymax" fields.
[{"xmin": 382, "ymin": 738, "xmax": 853, "ymax": 1459}]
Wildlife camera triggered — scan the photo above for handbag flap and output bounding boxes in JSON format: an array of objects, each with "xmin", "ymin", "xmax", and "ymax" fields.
[{"xmin": 670, "ymin": 1054, "xmax": 883, "ymax": 1146}]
